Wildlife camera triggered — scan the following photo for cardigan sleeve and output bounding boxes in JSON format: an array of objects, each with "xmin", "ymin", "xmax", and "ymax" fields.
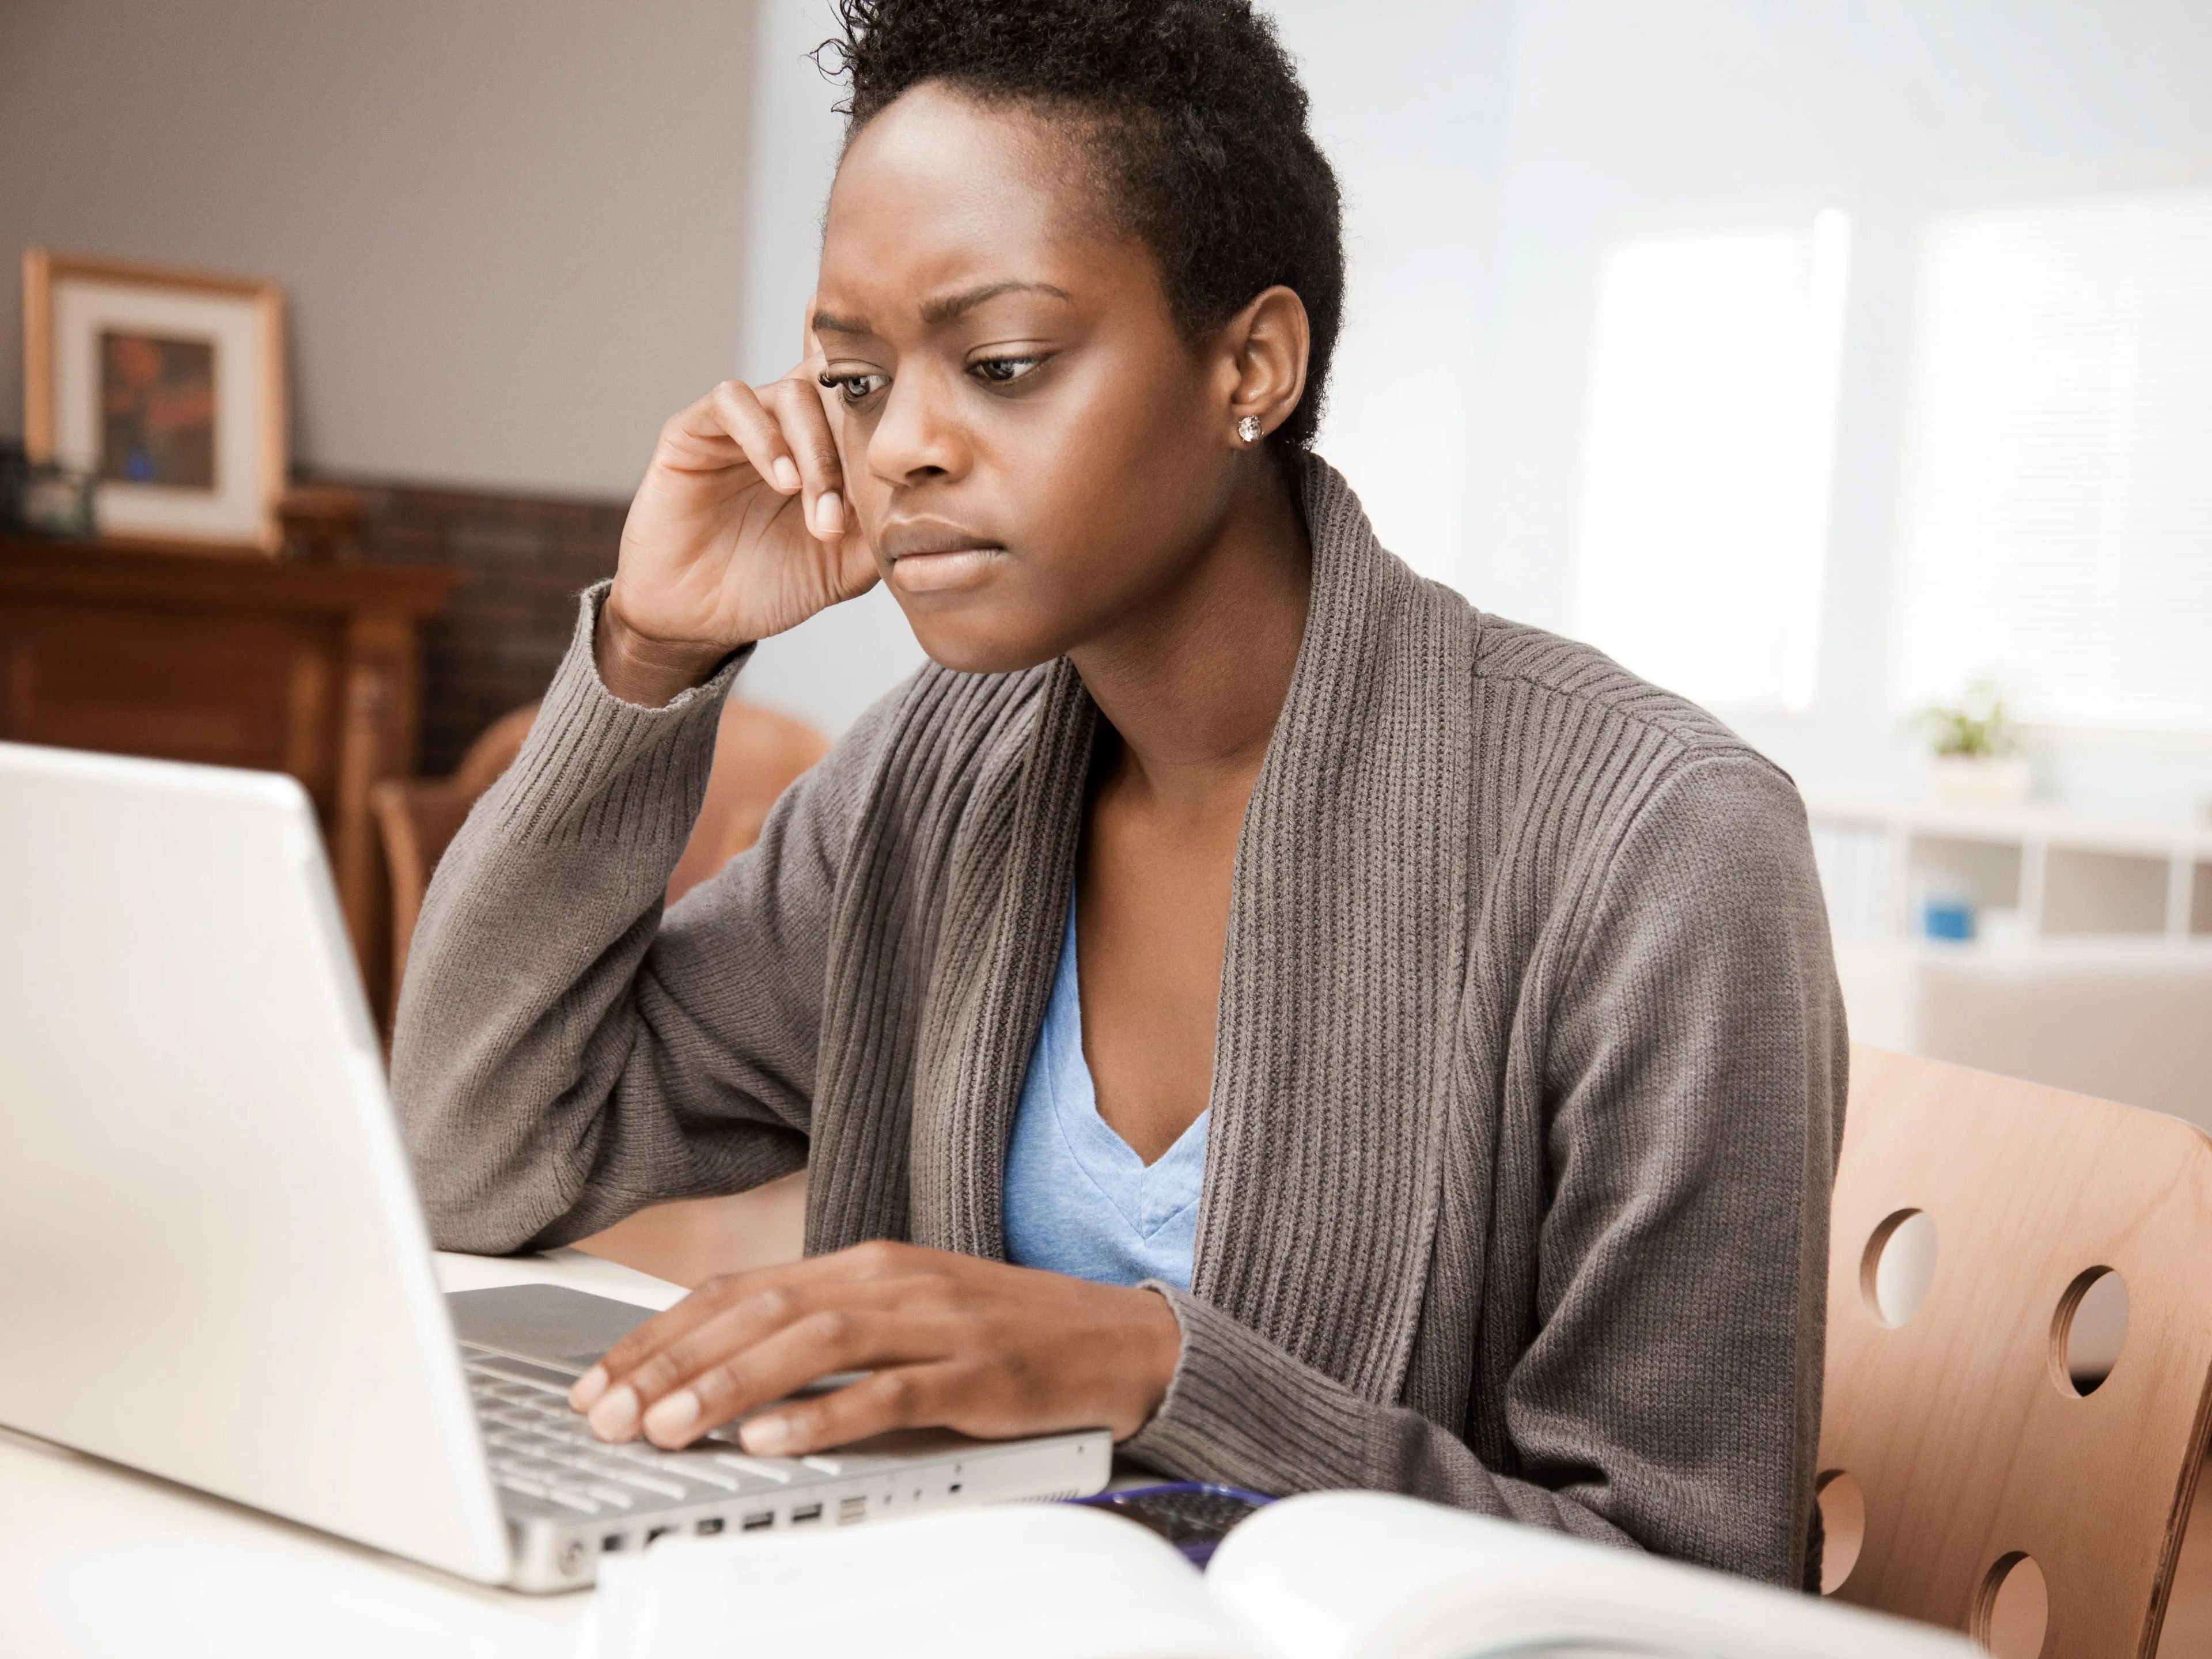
[
  {"xmin": 1123, "ymin": 753, "xmax": 1845, "ymax": 1587},
  {"xmin": 389, "ymin": 585, "xmax": 891, "ymax": 1255}
]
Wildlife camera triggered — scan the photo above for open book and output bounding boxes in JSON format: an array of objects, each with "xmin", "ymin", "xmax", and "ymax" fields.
[{"xmin": 584, "ymin": 1490, "xmax": 1979, "ymax": 1659}]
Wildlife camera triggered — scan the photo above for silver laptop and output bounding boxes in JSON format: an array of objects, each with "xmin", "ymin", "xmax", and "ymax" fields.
[{"xmin": 0, "ymin": 741, "xmax": 1108, "ymax": 1592}]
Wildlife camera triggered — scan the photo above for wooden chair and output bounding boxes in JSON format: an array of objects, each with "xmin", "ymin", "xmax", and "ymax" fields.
[
  {"xmin": 374, "ymin": 704, "xmax": 543, "ymax": 1007},
  {"xmin": 1817, "ymin": 1046, "xmax": 2212, "ymax": 1658},
  {"xmin": 373, "ymin": 697, "xmax": 828, "ymax": 1013},
  {"xmin": 371, "ymin": 695, "xmax": 827, "ymax": 1285}
]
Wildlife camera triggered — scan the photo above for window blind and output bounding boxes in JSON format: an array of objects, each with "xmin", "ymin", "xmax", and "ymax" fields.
[
  {"xmin": 1569, "ymin": 211, "xmax": 1851, "ymax": 711},
  {"xmin": 1891, "ymin": 186, "xmax": 2212, "ymax": 730}
]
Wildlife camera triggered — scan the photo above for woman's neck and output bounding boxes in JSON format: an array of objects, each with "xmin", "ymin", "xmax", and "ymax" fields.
[{"xmin": 1067, "ymin": 461, "xmax": 1312, "ymax": 816}]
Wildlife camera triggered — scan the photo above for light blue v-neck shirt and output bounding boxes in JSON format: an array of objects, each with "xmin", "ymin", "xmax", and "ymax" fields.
[{"xmin": 1002, "ymin": 902, "xmax": 1207, "ymax": 1290}]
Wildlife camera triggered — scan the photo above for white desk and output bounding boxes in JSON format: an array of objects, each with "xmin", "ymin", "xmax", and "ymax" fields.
[{"xmin": 1, "ymin": 1250, "xmax": 687, "ymax": 1659}]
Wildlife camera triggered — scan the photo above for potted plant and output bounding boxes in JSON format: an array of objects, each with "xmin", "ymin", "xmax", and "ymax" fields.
[{"xmin": 1918, "ymin": 680, "xmax": 2031, "ymax": 808}]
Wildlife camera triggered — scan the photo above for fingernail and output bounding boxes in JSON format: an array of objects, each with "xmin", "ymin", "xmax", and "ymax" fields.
[
  {"xmin": 569, "ymin": 1366, "xmax": 608, "ymax": 1411},
  {"xmin": 589, "ymin": 1384, "xmax": 641, "ymax": 1441},
  {"xmin": 643, "ymin": 1388, "xmax": 700, "ymax": 1442},
  {"xmin": 815, "ymin": 491, "xmax": 843, "ymax": 536},
  {"xmin": 740, "ymin": 1415, "xmax": 794, "ymax": 1455},
  {"xmin": 771, "ymin": 457, "xmax": 801, "ymax": 492}
]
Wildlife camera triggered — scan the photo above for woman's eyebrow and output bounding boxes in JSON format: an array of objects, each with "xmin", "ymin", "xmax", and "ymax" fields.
[
  {"xmin": 918, "ymin": 280, "xmax": 1073, "ymax": 326},
  {"xmin": 813, "ymin": 281, "xmax": 1072, "ymax": 340}
]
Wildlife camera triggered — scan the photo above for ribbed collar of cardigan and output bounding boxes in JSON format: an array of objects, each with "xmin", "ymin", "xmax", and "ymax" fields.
[{"xmin": 807, "ymin": 457, "xmax": 1477, "ymax": 1403}]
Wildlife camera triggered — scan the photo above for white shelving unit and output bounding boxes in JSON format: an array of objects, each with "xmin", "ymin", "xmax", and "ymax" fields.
[
  {"xmin": 1806, "ymin": 797, "xmax": 2212, "ymax": 946},
  {"xmin": 1804, "ymin": 797, "xmax": 2212, "ymax": 1135}
]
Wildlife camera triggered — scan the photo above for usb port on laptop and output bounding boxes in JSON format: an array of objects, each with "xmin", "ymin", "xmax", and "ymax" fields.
[
  {"xmin": 791, "ymin": 1502, "xmax": 823, "ymax": 1525},
  {"xmin": 741, "ymin": 1512, "xmax": 775, "ymax": 1532}
]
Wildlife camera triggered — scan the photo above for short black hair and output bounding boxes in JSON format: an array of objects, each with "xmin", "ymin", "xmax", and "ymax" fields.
[{"xmin": 815, "ymin": 0, "xmax": 1344, "ymax": 453}]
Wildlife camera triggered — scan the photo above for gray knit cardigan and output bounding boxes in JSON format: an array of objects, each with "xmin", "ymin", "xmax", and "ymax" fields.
[{"xmin": 392, "ymin": 458, "xmax": 1846, "ymax": 1588}]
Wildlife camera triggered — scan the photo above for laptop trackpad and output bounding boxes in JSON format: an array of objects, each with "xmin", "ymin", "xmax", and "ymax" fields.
[{"xmin": 446, "ymin": 1284, "xmax": 658, "ymax": 1374}]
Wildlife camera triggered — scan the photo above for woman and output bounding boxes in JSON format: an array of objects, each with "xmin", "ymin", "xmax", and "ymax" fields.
[{"xmin": 393, "ymin": 0, "xmax": 1843, "ymax": 1588}]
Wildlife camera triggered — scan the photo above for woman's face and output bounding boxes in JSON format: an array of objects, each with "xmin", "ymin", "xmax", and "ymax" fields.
[{"xmin": 813, "ymin": 84, "xmax": 1247, "ymax": 674}]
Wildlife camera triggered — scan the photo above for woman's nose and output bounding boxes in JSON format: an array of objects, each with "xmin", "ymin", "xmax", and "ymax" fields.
[{"xmin": 867, "ymin": 369, "xmax": 968, "ymax": 484}]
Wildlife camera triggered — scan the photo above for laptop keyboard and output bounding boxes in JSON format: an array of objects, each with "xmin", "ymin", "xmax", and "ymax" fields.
[{"xmin": 462, "ymin": 1342, "xmax": 811, "ymax": 1520}]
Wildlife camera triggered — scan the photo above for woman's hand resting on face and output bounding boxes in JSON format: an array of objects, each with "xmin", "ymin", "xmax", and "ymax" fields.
[
  {"xmin": 597, "ymin": 331, "xmax": 878, "ymax": 707},
  {"xmin": 566, "ymin": 1241, "xmax": 1184, "ymax": 1455}
]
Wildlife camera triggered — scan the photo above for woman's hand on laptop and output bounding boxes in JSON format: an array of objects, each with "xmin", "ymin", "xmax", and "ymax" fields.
[{"xmin": 565, "ymin": 1241, "xmax": 1183, "ymax": 1453}]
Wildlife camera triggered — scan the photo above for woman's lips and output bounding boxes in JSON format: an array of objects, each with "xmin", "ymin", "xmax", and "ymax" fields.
[
  {"xmin": 878, "ymin": 517, "xmax": 1006, "ymax": 594},
  {"xmin": 886, "ymin": 544, "xmax": 1004, "ymax": 593}
]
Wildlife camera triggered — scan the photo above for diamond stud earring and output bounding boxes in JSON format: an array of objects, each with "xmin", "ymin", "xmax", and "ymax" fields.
[{"xmin": 1237, "ymin": 415, "xmax": 1263, "ymax": 444}]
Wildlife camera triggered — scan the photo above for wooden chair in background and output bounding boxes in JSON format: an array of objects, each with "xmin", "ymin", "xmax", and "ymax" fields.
[
  {"xmin": 371, "ymin": 695, "xmax": 828, "ymax": 1285},
  {"xmin": 1816, "ymin": 1046, "xmax": 2212, "ymax": 1658},
  {"xmin": 374, "ymin": 703, "xmax": 541, "ymax": 1003}
]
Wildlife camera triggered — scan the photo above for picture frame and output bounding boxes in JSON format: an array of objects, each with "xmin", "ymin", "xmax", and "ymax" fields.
[{"xmin": 22, "ymin": 248, "xmax": 287, "ymax": 554}]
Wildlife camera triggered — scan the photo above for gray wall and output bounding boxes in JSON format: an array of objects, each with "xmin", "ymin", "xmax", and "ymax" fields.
[
  {"xmin": 0, "ymin": 0, "xmax": 917, "ymax": 737},
  {"xmin": 0, "ymin": 0, "xmax": 755, "ymax": 499}
]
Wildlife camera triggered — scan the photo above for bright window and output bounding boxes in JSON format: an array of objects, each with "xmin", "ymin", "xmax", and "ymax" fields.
[
  {"xmin": 1569, "ymin": 211, "xmax": 1851, "ymax": 711},
  {"xmin": 1891, "ymin": 187, "xmax": 2212, "ymax": 730}
]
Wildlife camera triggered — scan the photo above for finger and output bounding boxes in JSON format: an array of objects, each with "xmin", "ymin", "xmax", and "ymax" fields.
[
  {"xmin": 571, "ymin": 1244, "xmax": 933, "ymax": 1415},
  {"xmin": 835, "ymin": 529, "xmax": 883, "ymax": 602},
  {"xmin": 642, "ymin": 1306, "xmax": 946, "ymax": 1450},
  {"xmin": 800, "ymin": 291, "xmax": 828, "ymax": 374},
  {"xmin": 795, "ymin": 293, "xmax": 851, "ymax": 543},
  {"xmin": 700, "ymin": 378, "xmax": 804, "ymax": 497},
  {"xmin": 569, "ymin": 1289, "xmax": 745, "ymax": 1418},
  {"xmin": 658, "ymin": 381, "xmax": 791, "ymax": 490},
  {"xmin": 592, "ymin": 1285, "xmax": 813, "ymax": 1440},
  {"xmin": 573, "ymin": 1269, "xmax": 797, "ymax": 1411},
  {"xmin": 739, "ymin": 1365, "xmax": 949, "ymax": 1458},
  {"xmin": 762, "ymin": 374, "xmax": 846, "ymax": 541},
  {"xmin": 603, "ymin": 1279, "xmax": 925, "ymax": 1441},
  {"xmin": 801, "ymin": 298, "xmax": 855, "ymax": 512}
]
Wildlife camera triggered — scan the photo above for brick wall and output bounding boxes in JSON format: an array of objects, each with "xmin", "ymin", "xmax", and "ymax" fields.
[{"xmin": 338, "ymin": 478, "xmax": 627, "ymax": 776}]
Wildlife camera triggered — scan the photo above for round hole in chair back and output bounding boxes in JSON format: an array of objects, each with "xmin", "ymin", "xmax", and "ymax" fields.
[
  {"xmin": 2051, "ymin": 1266, "xmax": 2129, "ymax": 1397},
  {"xmin": 1859, "ymin": 1209, "xmax": 1938, "ymax": 1328},
  {"xmin": 1814, "ymin": 1469, "xmax": 1865, "ymax": 1594},
  {"xmin": 1975, "ymin": 1552, "xmax": 2048, "ymax": 1659}
]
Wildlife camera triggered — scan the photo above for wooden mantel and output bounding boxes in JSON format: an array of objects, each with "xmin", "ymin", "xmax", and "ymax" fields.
[{"xmin": 0, "ymin": 536, "xmax": 459, "ymax": 1024}]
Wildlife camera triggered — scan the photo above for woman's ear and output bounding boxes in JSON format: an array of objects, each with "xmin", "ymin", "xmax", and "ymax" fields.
[{"xmin": 1219, "ymin": 285, "xmax": 1311, "ymax": 447}]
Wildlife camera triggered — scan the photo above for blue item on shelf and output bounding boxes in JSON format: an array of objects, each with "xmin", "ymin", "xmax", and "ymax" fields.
[{"xmin": 1923, "ymin": 896, "xmax": 1975, "ymax": 942}]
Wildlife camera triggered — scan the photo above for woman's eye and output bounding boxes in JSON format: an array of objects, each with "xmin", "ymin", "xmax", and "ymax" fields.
[
  {"xmin": 819, "ymin": 371, "xmax": 887, "ymax": 406},
  {"xmin": 970, "ymin": 355, "xmax": 1045, "ymax": 387}
]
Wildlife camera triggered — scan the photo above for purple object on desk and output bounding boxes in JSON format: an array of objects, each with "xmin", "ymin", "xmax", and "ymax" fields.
[{"xmin": 1070, "ymin": 1482, "xmax": 1275, "ymax": 1566}]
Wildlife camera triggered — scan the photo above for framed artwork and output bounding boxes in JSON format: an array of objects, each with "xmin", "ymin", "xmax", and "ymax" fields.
[{"xmin": 22, "ymin": 248, "xmax": 287, "ymax": 552}]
